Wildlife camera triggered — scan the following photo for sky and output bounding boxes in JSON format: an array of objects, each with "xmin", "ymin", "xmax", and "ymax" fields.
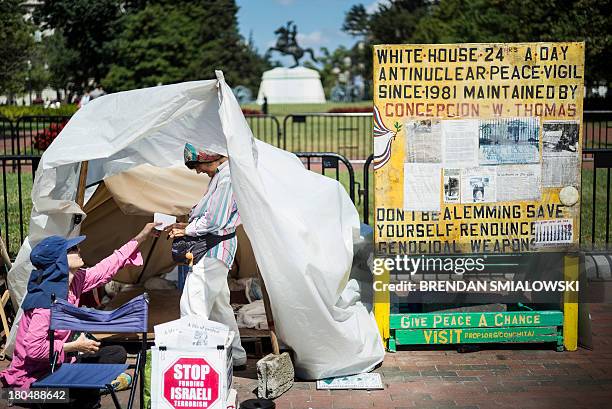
[{"xmin": 236, "ymin": 0, "xmax": 388, "ymax": 65}]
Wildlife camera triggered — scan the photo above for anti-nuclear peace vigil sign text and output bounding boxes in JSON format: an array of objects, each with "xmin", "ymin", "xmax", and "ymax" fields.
[{"xmin": 376, "ymin": 44, "xmax": 581, "ymax": 118}]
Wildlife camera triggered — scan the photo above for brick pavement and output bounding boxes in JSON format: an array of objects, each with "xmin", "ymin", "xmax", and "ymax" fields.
[{"xmin": 1, "ymin": 303, "xmax": 611, "ymax": 409}]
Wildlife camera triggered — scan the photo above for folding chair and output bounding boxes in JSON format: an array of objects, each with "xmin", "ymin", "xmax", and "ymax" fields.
[{"xmin": 33, "ymin": 293, "xmax": 149, "ymax": 409}]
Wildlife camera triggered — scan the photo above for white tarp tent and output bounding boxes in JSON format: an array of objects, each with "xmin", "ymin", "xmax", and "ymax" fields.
[{"xmin": 7, "ymin": 71, "xmax": 384, "ymax": 379}]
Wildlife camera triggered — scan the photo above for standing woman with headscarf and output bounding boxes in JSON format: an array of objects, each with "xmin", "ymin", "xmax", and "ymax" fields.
[
  {"xmin": 0, "ymin": 223, "xmax": 159, "ymax": 407},
  {"xmin": 166, "ymin": 143, "xmax": 246, "ymax": 367}
]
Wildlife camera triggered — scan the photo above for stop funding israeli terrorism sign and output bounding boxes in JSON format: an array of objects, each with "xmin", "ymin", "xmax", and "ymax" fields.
[{"xmin": 163, "ymin": 357, "xmax": 219, "ymax": 408}]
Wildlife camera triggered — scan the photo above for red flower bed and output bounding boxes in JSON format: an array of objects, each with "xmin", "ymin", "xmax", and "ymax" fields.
[
  {"xmin": 327, "ymin": 106, "xmax": 373, "ymax": 113},
  {"xmin": 34, "ymin": 120, "xmax": 68, "ymax": 151}
]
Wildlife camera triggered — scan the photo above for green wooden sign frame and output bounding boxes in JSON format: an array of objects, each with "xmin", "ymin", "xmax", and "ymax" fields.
[{"xmin": 388, "ymin": 311, "xmax": 564, "ymax": 352}]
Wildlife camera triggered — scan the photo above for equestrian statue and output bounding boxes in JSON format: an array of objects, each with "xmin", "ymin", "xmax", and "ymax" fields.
[{"xmin": 266, "ymin": 21, "xmax": 318, "ymax": 68}]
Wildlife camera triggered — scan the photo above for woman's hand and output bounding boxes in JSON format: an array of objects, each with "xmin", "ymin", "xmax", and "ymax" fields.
[
  {"xmin": 134, "ymin": 222, "xmax": 162, "ymax": 244},
  {"xmin": 165, "ymin": 223, "xmax": 188, "ymax": 239},
  {"xmin": 165, "ymin": 222, "xmax": 188, "ymax": 230},
  {"xmin": 64, "ymin": 333, "xmax": 100, "ymax": 354},
  {"xmin": 168, "ymin": 227, "xmax": 186, "ymax": 238}
]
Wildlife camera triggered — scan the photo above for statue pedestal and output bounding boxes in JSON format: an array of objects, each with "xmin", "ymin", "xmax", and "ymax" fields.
[{"xmin": 257, "ymin": 67, "xmax": 326, "ymax": 104}]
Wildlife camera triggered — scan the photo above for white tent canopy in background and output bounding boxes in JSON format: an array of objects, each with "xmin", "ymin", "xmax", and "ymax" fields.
[
  {"xmin": 256, "ymin": 67, "xmax": 326, "ymax": 104},
  {"xmin": 7, "ymin": 71, "xmax": 384, "ymax": 379}
]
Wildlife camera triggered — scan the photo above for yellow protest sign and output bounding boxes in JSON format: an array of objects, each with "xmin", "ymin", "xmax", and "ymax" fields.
[{"xmin": 373, "ymin": 42, "xmax": 585, "ymax": 255}]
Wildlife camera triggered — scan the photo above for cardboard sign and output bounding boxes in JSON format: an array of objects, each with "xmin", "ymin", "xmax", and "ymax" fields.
[
  {"xmin": 163, "ymin": 357, "xmax": 219, "ymax": 408},
  {"xmin": 150, "ymin": 318, "xmax": 234, "ymax": 409},
  {"xmin": 151, "ymin": 346, "xmax": 233, "ymax": 409}
]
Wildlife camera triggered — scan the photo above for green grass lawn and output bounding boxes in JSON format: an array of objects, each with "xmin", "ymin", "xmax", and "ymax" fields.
[{"xmin": 0, "ymin": 171, "xmax": 33, "ymax": 257}]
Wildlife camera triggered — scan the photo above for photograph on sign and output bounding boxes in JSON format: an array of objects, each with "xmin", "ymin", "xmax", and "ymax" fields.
[
  {"xmin": 405, "ymin": 118, "xmax": 442, "ymax": 163},
  {"xmin": 534, "ymin": 219, "xmax": 574, "ymax": 245},
  {"xmin": 479, "ymin": 117, "xmax": 540, "ymax": 165},
  {"xmin": 442, "ymin": 119, "xmax": 479, "ymax": 168},
  {"xmin": 542, "ymin": 120, "xmax": 580, "ymax": 187},
  {"xmin": 460, "ymin": 167, "xmax": 497, "ymax": 203},
  {"xmin": 404, "ymin": 163, "xmax": 442, "ymax": 211},
  {"xmin": 543, "ymin": 121, "xmax": 579, "ymax": 154},
  {"xmin": 443, "ymin": 168, "xmax": 461, "ymax": 203},
  {"xmin": 495, "ymin": 165, "xmax": 542, "ymax": 202}
]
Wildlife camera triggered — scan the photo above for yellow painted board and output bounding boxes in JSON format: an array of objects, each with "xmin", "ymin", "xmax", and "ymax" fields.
[
  {"xmin": 563, "ymin": 254, "xmax": 580, "ymax": 351},
  {"xmin": 373, "ymin": 42, "xmax": 585, "ymax": 256},
  {"xmin": 373, "ymin": 266, "xmax": 390, "ymax": 344}
]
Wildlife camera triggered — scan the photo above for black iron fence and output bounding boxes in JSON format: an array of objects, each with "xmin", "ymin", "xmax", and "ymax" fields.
[
  {"xmin": 0, "ymin": 116, "xmax": 14, "ymax": 156},
  {"xmin": 0, "ymin": 155, "xmax": 40, "ymax": 257},
  {"xmin": 362, "ymin": 154, "xmax": 374, "ymax": 225},
  {"xmin": 14, "ymin": 116, "xmax": 71, "ymax": 156},
  {"xmin": 582, "ymin": 149, "xmax": 612, "ymax": 251},
  {"xmin": 583, "ymin": 111, "xmax": 612, "ymax": 149}
]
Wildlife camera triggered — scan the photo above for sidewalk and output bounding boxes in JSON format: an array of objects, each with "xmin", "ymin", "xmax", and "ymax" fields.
[{"xmin": 1, "ymin": 303, "xmax": 610, "ymax": 409}]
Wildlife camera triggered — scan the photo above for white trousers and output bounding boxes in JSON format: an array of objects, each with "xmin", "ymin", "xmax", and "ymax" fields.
[{"xmin": 180, "ymin": 257, "xmax": 247, "ymax": 365}]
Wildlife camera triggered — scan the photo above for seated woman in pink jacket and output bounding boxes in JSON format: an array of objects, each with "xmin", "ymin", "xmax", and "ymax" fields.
[{"xmin": 0, "ymin": 222, "xmax": 159, "ymax": 407}]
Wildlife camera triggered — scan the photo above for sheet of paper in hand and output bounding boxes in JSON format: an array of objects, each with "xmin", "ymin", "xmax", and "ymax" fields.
[{"xmin": 153, "ymin": 212, "xmax": 176, "ymax": 230}]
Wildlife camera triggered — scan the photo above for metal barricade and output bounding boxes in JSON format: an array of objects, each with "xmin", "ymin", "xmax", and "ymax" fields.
[
  {"xmin": 284, "ymin": 113, "xmax": 372, "ymax": 160},
  {"xmin": 244, "ymin": 114, "xmax": 282, "ymax": 148}
]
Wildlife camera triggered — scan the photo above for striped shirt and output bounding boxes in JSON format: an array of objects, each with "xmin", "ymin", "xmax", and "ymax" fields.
[{"xmin": 185, "ymin": 161, "xmax": 240, "ymax": 268}]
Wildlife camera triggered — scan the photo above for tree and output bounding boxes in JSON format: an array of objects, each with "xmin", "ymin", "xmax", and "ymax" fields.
[
  {"xmin": 343, "ymin": 0, "xmax": 611, "ymax": 88},
  {"xmin": 29, "ymin": 42, "xmax": 51, "ymax": 100},
  {"xmin": 411, "ymin": 0, "xmax": 612, "ymax": 87},
  {"xmin": 103, "ymin": 3, "xmax": 197, "ymax": 90},
  {"xmin": 188, "ymin": 0, "xmax": 270, "ymax": 92},
  {"xmin": 342, "ymin": 4, "xmax": 370, "ymax": 37},
  {"xmin": 44, "ymin": 31, "xmax": 80, "ymax": 100},
  {"xmin": 0, "ymin": 0, "xmax": 34, "ymax": 101},
  {"xmin": 342, "ymin": 1, "xmax": 436, "ymax": 98},
  {"xmin": 317, "ymin": 44, "xmax": 370, "ymax": 99},
  {"xmin": 104, "ymin": 0, "xmax": 270, "ymax": 92},
  {"xmin": 366, "ymin": 0, "xmax": 435, "ymax": 44},
  {"xmin": 33, "ymin": 0, "xmax": 124, "ymax": 89},
  {"xmin": 317, "ymin": 46, "xmax": 354, "ymax": 95}
]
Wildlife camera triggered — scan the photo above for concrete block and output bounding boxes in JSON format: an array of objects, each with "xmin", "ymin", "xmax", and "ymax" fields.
[{"xmin": 257, "ymin": 352, "xmax": 294, "ymax": 399}]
